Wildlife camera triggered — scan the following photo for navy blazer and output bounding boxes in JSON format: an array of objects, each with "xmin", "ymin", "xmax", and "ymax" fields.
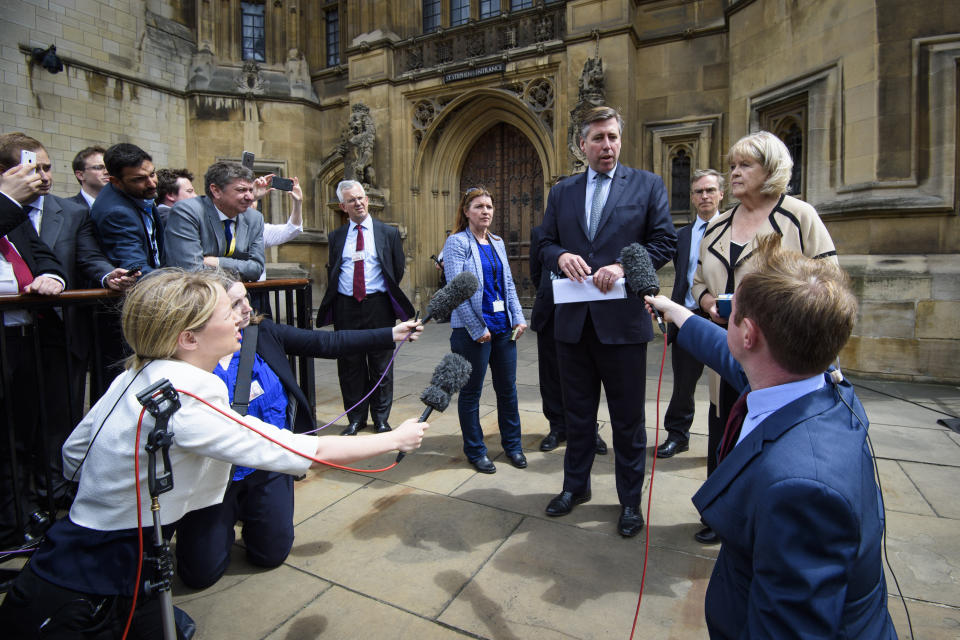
[
  {"xmin": 90, "ymin": 183, "xmax": 164, "ymax": 273},
  {"xmin": 678, "ymin": 317, "xmax": 896, "ymax": 639},
  {"xmin": 68, "ymin": 192, "xmax": 90, "ymax": 210},
  {"xmin": 316, "ymin": 217, "xmax": 414, "ymax": 327},
  {"xmin": 247, "ymin": 319, "xmax": 395, "ymax": 433},
  {"xmin": 666, "ymin": 222, "xmax": 695, "ymax": 344},
  {"xmin": 538, "ymin": 164, "xmax": 676, "ymax": 344}
]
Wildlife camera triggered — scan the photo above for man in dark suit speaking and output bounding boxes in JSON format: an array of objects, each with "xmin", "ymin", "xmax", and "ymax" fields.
[
  {"xmin": 539, "ymin": 106, "xmax": 676, "ymax": 536},
  {"xmin": 317, "ymin": 180, "xmax": 414, "ymax": 436}
]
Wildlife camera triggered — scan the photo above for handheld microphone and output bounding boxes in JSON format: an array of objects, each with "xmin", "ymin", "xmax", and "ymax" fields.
[
  {"xmin": 421, "ymin": 272, "xmax": 479, "ymax": 324},
  {"xmin": 620, "ymin": 243, "xmax": 667, "ymax": 334},
  {"xmin": 397, "ymin": 353, "xmax": 472, "ymax": 462}
]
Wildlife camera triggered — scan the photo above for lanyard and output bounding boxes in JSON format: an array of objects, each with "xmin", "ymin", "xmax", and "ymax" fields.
[{"xmin": 473, "ymin": 234, "xmax": 502, "ymax": 299}]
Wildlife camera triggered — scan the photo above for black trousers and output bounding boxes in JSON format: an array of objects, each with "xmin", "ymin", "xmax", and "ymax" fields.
[
  {"xmin": 556, "ymin": 313, "xmax": 647, "ymax": 507},
  {"xmin": 0, "ymin": 564, "xmax": 177, "ymax": 639},
  {"xmin": 332, "ymin": 293, "xmax": 395, "ymax": 425},
  {"xmin": 535, "ymin": 315, "xmax": 566, "ymax": 434},
  {"xmin": 663, "ymin": 339, "xmax": 706, "ymax": 446}
]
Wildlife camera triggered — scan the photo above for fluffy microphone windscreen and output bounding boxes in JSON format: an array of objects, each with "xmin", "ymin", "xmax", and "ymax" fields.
[
  {"xmin": 419, "ymin": 384, "xmax": 451, "ymax": 412},
  {"xmin": 620, "ymin": 242, "xmax": 660, "ymax": 297},
  {"xmin": 430, "ymin": 353, "xmax": 473, "ymax": 394},
  {"xmin": 425, "ymin": 272, "xmax": 479, "ymax": 322}
]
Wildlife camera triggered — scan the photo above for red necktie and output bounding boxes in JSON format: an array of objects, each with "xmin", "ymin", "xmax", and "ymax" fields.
[
  {"xmin": 352, "ymin": 224, "xmax": 366, "ymax": 302},
  {"xmin": 717, "ymin": 392, "xmax": 748, "ymax": 463},
  {"xmin": 0, "ymin": 237, "xmax": 34, "ymax": 292}
]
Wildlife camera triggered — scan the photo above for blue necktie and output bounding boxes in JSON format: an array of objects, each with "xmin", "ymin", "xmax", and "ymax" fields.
[{"xmin": 589, "ymin": 173, "xmax": 608, "ymax": 241}]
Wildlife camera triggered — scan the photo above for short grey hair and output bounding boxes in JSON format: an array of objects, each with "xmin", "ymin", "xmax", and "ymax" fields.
[
  {"xmin": 691, "ymin": 168, "xmax": 726, "ymax": 192},
  {"xmin": 204, "ymin": 161, "xmax": 254, "ymax": 197},
  {"xmin": 579, "ymin": 106, "xmax": 625, "ymax": 142},
  {"xmin": 336, "ymin": 179, "xmax": 366, "ymax": 202}
]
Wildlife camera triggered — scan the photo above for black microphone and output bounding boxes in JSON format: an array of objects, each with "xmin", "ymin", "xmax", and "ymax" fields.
[
  {"xmin": 422, "ymin": 272, "xmax": 478, "ymax": 324},
  {"xmin": 396, "ymin": 353, "xmax": 472, "ymax": 462},
  {"xmin": 620, "ymin": 243, "xmax": 667, "ymax": 334}
]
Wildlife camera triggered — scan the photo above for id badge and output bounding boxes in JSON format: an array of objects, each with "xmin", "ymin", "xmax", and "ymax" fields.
[
  {"xmin": 492, "ymin": 299, "xmax": 505, "ymax": 313},
  {"xmin": 248, "ymin": 380, "xmax": 265, "ymax": 402},
  {"xmin": 352, "ymin": 250, "xmax": 366, "ymax": 262}
]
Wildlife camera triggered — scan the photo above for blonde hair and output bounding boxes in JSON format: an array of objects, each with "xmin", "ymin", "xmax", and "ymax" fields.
[
  {"xmin": 121, "ymin": 269, "xmax": 223, "ymax": 369},
  {"xmin": 726, "ymin": 131, "xmax": 794, "ymax": 196}
]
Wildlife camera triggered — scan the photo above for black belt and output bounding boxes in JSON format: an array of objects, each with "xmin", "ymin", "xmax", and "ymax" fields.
[{"xmin": 339, "ymin": 291, "xmax": 387, "ymax": 300}]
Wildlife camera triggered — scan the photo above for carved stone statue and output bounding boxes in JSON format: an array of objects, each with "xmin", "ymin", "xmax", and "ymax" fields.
[
  {"xmin": 568, "ymin": 56, "xmax": 606, "ymax": 173},
  {"xmin": 343, "ymin": 103, "xmax": 377, "ymax": 188}
]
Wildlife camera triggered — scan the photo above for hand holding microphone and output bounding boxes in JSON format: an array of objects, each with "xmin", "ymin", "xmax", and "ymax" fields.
[
  {"xmin": 620, "ymin": 243, "xmax": 667, "ymax": 334},
  {"xmin": 397, "ymin": 353, "xmax": 472, "ymax": 462},
  {"xmin": 391, "ymin": 418, "xmax": 429, "ymax": 454}
]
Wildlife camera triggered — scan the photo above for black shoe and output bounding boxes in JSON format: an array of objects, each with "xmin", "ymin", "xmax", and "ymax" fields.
[
  {"xmin": 374, "ymin": 421, "xmax": 392, "ymax": 434},
  {"xmin": 471, "ymin": 455, "xmax": 496, "ymax": 474},
  {"xmin": 595, "ymin": 435, "xmax": 608, "ymax": 455},
  {"xmin": 507, "ymin": 451, "xmax": 527, "ymax": 469},
  {"xmin": 545, "ymin": 490, "xmax": 591, "ymax": 516},
  {"xmin": 656, "ymin": 440, "xmax": 689, "ymax": 459},
  {"xmin": 341, "ymin": 421, "xmax": 366, "ymax": 436},
  {"xmin": 539, "ymin": 431, "xmax": 566, "ymax": 452},
  {"xmin": 695, "ymin": 526, "xmax": 719, "ymax": 544},
  {"xmin": 618, "ymin": 506, "xmax": 645, "ymax": 537}
]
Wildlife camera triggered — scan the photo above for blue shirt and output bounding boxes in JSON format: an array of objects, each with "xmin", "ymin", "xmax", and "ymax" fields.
[
  {"xmin": 477, "ymin": 238, "xmax": 510, "ymax": 335},
  {"xmin": 737, "ymin": 374, "xmax": 827, "ymax": 446},
  {"xmin": 684, "ymin": 215, "xmax": 714, "ymax": 309},
  {"xmin": 215, "ymin": 333, "xmax": 289, "ymax": 481}
]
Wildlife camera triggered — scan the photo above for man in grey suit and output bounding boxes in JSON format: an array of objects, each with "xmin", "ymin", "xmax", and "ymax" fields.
[
  {"xmin": 163, "ymin": 161, "xmax": 265, "ymax": 281},
  {"xmin": 68, "ymin": 145, "xmax": 109, "ymax": 209}
]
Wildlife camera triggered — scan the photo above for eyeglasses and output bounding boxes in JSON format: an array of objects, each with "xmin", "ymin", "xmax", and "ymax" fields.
[
  {"xmin": 692, "ymin": 187, "xmax": 719, "ymax": 195},
  {"xmin": 84, "ymin": 164, "xmax": 106, "ymax": 171}
]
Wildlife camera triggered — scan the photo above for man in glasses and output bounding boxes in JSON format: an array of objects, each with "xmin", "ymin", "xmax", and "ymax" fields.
[
  {"xmin": 68, "ymin": 146, "xmax": 109, "ymax": 210},
  {"xmin": 656, "ymin": 168, "xmax": 725, "ymax": 544}
]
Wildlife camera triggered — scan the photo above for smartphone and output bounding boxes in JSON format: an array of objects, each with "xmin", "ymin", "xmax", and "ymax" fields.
[
  {"xmin": 241, "ymin": 151, "xmax": 255, "ymax": 170},
  {"xmin": 20, "ymin": 149, "xmax": 37, "ymax": 173},
  {"xmin": 270, "ymin": 176, "xmax": 294, "ymax": 191},
  {"xmin": 124, "ymin": 264, "xmax": 143, "ymax": 277},
  {"xmin": 716, "ymin": 293, "xmax": 733, "ymax": 318}
]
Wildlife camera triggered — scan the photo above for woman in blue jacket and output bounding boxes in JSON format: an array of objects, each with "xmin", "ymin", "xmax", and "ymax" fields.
[{"xmin": 443, "ymin": 187, "xmax": 527, "ymax": 474}]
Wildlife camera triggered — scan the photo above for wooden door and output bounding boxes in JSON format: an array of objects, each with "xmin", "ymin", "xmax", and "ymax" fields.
[{"xmin": 459, "ymin": 123, "xmax": 544, "ymax": 306}]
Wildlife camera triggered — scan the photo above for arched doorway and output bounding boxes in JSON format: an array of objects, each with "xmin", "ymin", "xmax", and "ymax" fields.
[{"xmin": 459, "ymin": 122, "xmax": 544, "ymax": 305}]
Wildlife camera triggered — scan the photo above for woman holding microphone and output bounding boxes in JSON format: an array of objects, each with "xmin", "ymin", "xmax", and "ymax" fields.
[
  {"xmin": 0, "ymin": 269, "xmax": 427, "ymax": 638},
  {"xmin": 443, "ymin": 187, "xmax": 528, "ymax": 474}
]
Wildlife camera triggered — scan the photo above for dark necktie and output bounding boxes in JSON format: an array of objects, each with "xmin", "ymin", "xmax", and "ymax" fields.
[
  {"xmin": 717, "ymin": 392, "xmax": 748, "ymax": 463},
  {"xmin": 223, "ymin": 219, "xmax": 236, "ymax": 257},
  {"xmin": 353, "ymin": 224, "xmax": 366, "ymax": 302},
  {"xmin": 0, "ymin": 237, "xmax": 34, "ymax": 292}
]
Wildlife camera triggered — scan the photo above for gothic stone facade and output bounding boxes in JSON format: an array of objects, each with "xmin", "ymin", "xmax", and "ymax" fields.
[{"xmin": 2, "ymin": 0, "xmax": 958, "ymax": 382}]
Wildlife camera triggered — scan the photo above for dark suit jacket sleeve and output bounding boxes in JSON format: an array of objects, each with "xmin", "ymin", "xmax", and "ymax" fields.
[
  {"xmin": 0, "ymin": 194, "xmax": 28, "ymax": 237},
  {"xmin": 747, "ymin": 476, "xmax": 860, "ymax": 637},
  {"xmin": 676, "ymin": 315, "xmax": 748, "ymax": 394},
  {"xmin": 267, "ymin": 321, "xmax": 395, "ymax": 358},
  {"xmin": 92, "ymin": 200, "xmax": 156, "ymax": 273},
  {"xmin": 75, "ymin": 207, "xmax": 114, "ymax": 287},
  {"xmin": 537, "ymin": 182, "xmax": 568, "ymax": 274},
  {"xmin": 8, "ymin": 222, "xmax": 67, "ymax": 282},
  {"xmin": 641, "ymin": 176, "xmax": 676, "ymax": 270},
  {"xmin": 387, "ymin": 224, "xmax": 405, "ymax": 283},
  {"xmin": 529, "ymin": 226, "xmax": 543, "ymax": 287}
]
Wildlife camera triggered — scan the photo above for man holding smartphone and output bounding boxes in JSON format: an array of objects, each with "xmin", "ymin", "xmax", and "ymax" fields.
[{"xmin": 163, "ymin": 160, "xmax": 265, "ymax": 281}]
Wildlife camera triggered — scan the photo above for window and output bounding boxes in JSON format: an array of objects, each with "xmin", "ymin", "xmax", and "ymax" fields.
[
  {"xmin": 670, "ymin": 149, "xmax": 691, "ymax": 213},
  {"xmin": 241, "ymin": 2, "xmax": 265, "ymax": 62},
  {"xmin": 423, "ymin": 0, "xmax": 441, "ymax": 33},
  {"xmin": 511, "ymin": 0, "xmax": 533, "ymax": 10},
  {"xmin": 479, "ymin": 0, "xmax": 499, "ymax": 18},
  {"xmin": 325, "ymin": 7, "xmax": 340, "ymax": 67},
  {"xmin": 760, "ymin": 94, "xmax": 807, "ymax": 198},
  {"xmin": 451, "ymin": 0, "xmax": 470, "ymax": 26}
]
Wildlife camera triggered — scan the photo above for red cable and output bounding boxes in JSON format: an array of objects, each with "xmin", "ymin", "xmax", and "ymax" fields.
[{"xmin": 629, "ymin": 334, "xmax": 668, "ymax": 640}]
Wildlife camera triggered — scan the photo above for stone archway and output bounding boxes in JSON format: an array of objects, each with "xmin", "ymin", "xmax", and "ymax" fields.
[{"xmin": 410, "ymin": 88, "xmax": 556, "ymax": 304}]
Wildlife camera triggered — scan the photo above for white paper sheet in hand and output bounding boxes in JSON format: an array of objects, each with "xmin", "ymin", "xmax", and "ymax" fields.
[{"xmin": 552, "ymin": 276, "xmax": 627, "ymax": 303}]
